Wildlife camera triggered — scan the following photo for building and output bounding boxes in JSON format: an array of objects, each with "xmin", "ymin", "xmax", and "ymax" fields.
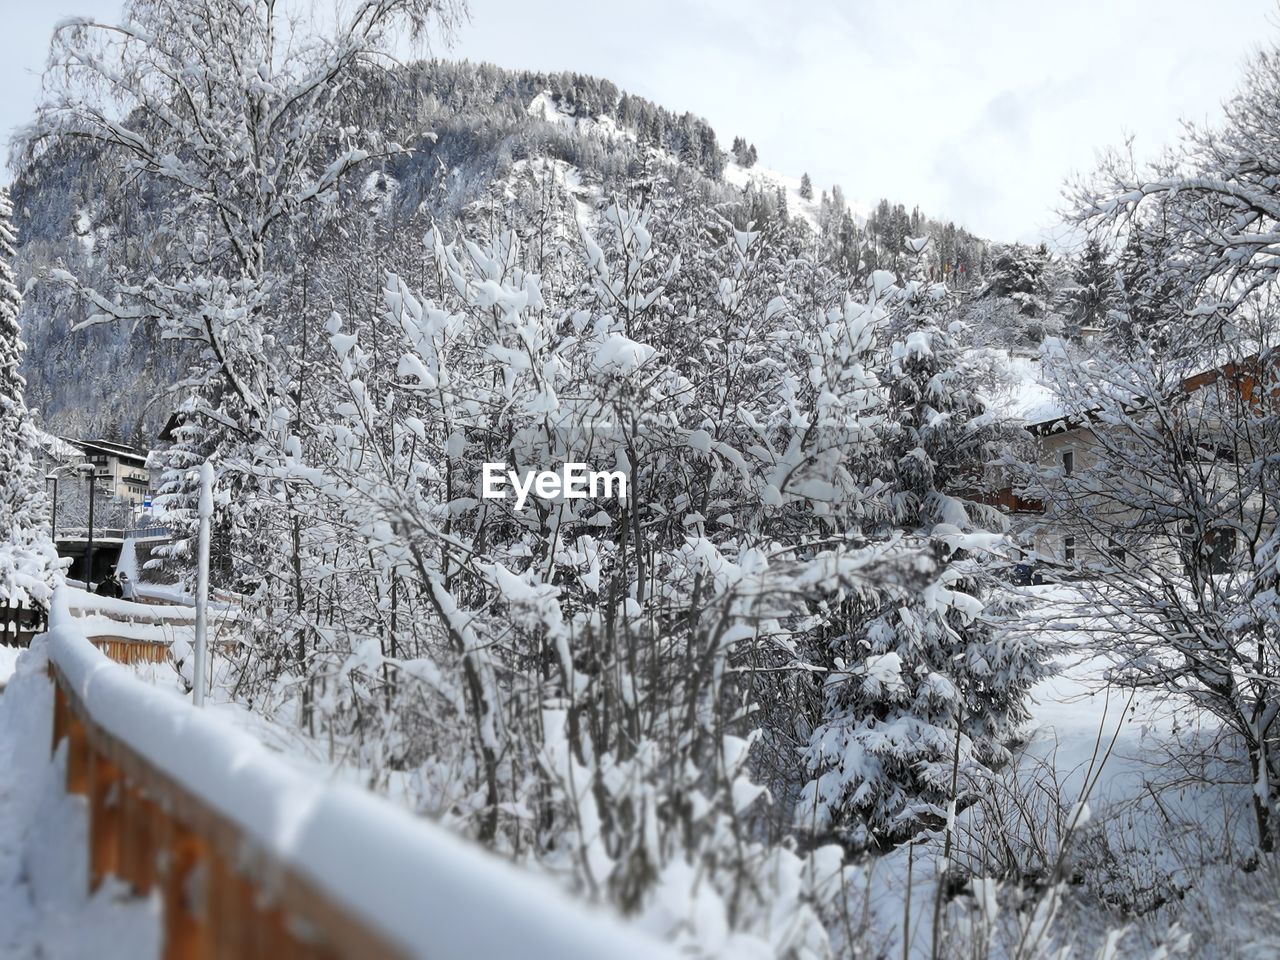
[
  {"xmin": 66, "ymin": 438, "xmax": 154, "ymax": 506},
  {"xmin": 990, "ymin": 353, "xmax": 1273, "ymax": 571}
]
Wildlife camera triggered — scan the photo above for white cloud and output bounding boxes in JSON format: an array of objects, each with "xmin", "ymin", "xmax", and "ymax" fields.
[{"xmin": 458, "ymin": 0, "xmax": 1274, "ymax": 241}]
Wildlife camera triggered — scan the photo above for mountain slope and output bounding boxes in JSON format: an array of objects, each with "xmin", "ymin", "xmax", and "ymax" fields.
[{"xmin": 10, "ymin": 58, "xmax": 992, "ymax": 443}]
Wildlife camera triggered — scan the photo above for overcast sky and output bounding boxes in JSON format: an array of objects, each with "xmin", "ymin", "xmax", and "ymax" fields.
[{"xmin": 3, "ymin": 0, "xmax": 1275, "ymax": 242}]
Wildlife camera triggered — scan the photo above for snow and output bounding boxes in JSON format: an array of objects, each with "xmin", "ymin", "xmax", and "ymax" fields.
[
  {"xmin": 592, "ymin": 333, "xmax": 656, "ymax": 375},
  {"xmin": 0, "ymin": 646, "xmax": 20, "ymax": 687},
  {"xmin": 902, "ymin": 330, "xmax": 933, "ymax": 359},
  {"xmin": 0, "ymin": 646, "xmax": 159, "ymax": 957},
  {"xmin": 723, "ymin": 160, "xmax": 866, "ymax": 232},
  {"xmin": 996, "ymin": 352, "xmax": 1062, "ymax": 425},
  {"xmin": 862, "ymin": 651, "xmax": 905, "ymax": 694},
  {"xmin": 526, "ymin": 92, "xmax": 632, "ymax": 147},
  {"xmin": 38, "ymin": 589, "xmax": 677, "ymax": 960},
  {"xmin": 510, "ymin": 156, "xmax": 597, "ymax": 226},
  {"xmin": 59, "ymin": 586, "xmax": 203, "ymax": 622}
]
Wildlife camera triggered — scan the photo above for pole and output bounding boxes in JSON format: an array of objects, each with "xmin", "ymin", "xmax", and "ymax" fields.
[
  {"xmin": 85, "ymin": 474, "xmax": 96, "ymax": 589},
  {"xmin": 192, "ymin": 461, "xmax": 214, "ymax": 707},
  {"xmin": 47, "ymin": 475, "xmax": 59, "ymax": 539}
]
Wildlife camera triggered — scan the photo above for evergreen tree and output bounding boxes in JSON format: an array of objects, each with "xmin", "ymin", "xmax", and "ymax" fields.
[
  {"xmin": 0, "ymin": 189, "xmax": 60, "ymax": 601},
  {"xmin": 797, "ymin": 258, "xmax": 1043, "ymax": 848},
  {"xmin": 978, "ymin": 242, "xmax": 1052, "ymax": 317},
  {"xmin": 731, "ymin": 137, "xmax": 759, "ymax": 168},
  {"xmin": 799, "ymin": 172, "xmax": 813, "ymax": 199},
  {"xmin": 1112, "ymin": 228, "xmax": 1186, "ymax": 350},
  {"xmin": 1068, "ymin": 237, "xmax": 1114, "ymax": 336}
]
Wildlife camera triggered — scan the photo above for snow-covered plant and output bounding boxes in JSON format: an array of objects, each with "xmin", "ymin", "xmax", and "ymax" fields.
[
  {"xmin": 0, "ymin": 188, "xmax": 61, "ymax": 602},
  {"xmin": 217, "ymin": 200, "xmax": 1002, "ymax": 955},
  {"xmin": 184, "ymin": 200, "xmax": 1043, "ymax": 959},
  {"xmin": 796, "ymin": 252, "xmax": 1043, "ymax": 850},
  {"xmin": 1063, "ymin": 35, "xmax": 1280, "ymax": 853}
]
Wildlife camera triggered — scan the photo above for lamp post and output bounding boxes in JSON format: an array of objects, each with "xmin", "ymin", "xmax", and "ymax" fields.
[
  {"xmin": 77, "ymin": 462, "xmax": 96, "ymax": 588},
  {"xmin": 45, "ymin": 473, "xmax": 59, "ymax": 539}
]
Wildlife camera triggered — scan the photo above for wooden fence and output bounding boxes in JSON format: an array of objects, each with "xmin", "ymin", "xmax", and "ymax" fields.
[
  {"xmin": 44, "ymin": 588, "xmax": 670, "ymax": 960},
  {"xmin": 0, "ymin": 598, "xmax": 47, "ymax": 647},
  {"xmin": 51, "ymin": 670, "xmax": 404, "ymax": 958}
]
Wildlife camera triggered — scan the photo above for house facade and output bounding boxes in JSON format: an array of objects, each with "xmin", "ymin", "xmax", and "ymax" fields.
[
  {"xmin": 67, "ymin": 438, "xmax": 154, "ymax": 506},
  {"xmin": 996, "ymin": 354, "xmax": 1274, "ymax": 573}
]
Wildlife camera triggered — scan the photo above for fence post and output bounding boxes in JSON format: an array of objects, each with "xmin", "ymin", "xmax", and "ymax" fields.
[
  {"xmin": 89, "ymin": 749, "xmax": 123, "ymax": 892},
  {"xmin": 52, "ymin": 681, "xmax": 67, "ymax": 757},
  {"xmin": 135, "ymin": 793, "xmax": 159, "ymax": 895},
  {"xmin": 66, "ymin": 712, "xmax": 90, "ymax": 796},
  {"xmin": 164, "ymin": 824, "xmax": 213, "ymax": 960}
]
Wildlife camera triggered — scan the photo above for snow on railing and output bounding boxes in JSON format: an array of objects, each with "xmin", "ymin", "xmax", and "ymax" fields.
[{"xmin": 45, "ymin": 586, "xmax": 674, "ymax": 960}]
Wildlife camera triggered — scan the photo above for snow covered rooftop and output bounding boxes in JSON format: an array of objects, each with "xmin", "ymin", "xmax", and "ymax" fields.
[
  {"xmin": 70, "ymin": 437, "xmax": 150, "ymax": 464},
  {"xmin": 990, "ymin": 352, "xmax": 1063, "ymax": 427}
]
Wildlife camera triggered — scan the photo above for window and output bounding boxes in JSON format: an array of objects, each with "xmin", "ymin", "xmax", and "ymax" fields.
[
  {"xmin": 1064, "ymin": 536, "xmax": 1076, "ymax": 563},
  {"xmin": 1061, "ymin": 449, "xmax": 1075, "ymax": 476},
  {"xmin": 1208, "ymin": 526, "xmax": 1237, "ymax": 575}
]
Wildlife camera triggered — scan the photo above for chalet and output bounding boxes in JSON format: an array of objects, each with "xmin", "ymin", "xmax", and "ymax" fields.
[
  {"xmin": 991, "ymin": 353, "xmax": 1273, "ymax": 570},
  {"xmin": 65, "ymin": 438, "xmax": 154, "ymax": 505}
]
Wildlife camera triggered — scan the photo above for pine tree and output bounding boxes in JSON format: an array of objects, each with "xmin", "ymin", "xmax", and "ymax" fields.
[
  {"xmin": 1069, "ymin": 237, "xmax": 1114, "ymax": 336},
  {"xmin": 797, "ymin": 264, "xmax": 1044, "ymax": 848},
  {"xmin": 0, "ymin": 189, "xmax": 60, "ymax": 601},
  {"xmin": 799, "ymin": 172, "xmax": 814, "ymax": 199},
  {"xmin": 978, "ymin": 243, "xmax": 1052, "ymax": 317}
]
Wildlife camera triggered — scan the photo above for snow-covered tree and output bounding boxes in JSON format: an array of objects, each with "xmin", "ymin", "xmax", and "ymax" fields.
[
  {"xmin": 977, "ymin": 243, "xmax": 1054, "ymax": 318},
  {"xmin": 262, "ymin": 203, "xmax": 920, "ymax": 953},
  {"xmin": 1073, "ymin": 42, "xmax": 1280, "ymax": 330},
  {"xmin": 1067, "ymin": 237, "xmax": 1116, "ymax": 336},
  {"xmin": 21, "ymin": 0, "xmax": 463, "ymax": 570},
  {"xmin": 1065, "ymin": 36, "xmax": 1280, "ymax": 850},
  {"xmin": 799, "ymin": 172, "xmax": 814, "ymax": 200},
  {"xmin": 797, "ymin": 256, "xmax": 1044, "ymax": 849},
  {"xmin": 0, "ymin": 189, "xmax": 60, "ymax": 602},
  {"xmin": 1026, "ymin": 341, "xmax": 1280, "ymax": 852}
]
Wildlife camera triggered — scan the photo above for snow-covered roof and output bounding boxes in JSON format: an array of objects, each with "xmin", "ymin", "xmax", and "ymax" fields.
[
  {"xmin": 71, "ymin": 437, "xmax": 150, "ymax": 464},
  {"xmin": 32, "ymin": 429, "xmax": 81, "ymax": 462},
  {"xmin": 991, "ymin": 353, "xmax": 1064, "ymax": 426}
]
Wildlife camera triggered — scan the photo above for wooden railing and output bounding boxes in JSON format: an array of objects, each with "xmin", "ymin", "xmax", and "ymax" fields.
[
  {"xmin": 44, "ymin": 587, "xmax": 669, "ymax": 960},
  {"xmin": 0, "ymin": 598, "xmax": 47, "ymax": 647}
]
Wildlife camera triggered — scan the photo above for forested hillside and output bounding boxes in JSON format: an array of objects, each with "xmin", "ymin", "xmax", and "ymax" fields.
[{"xmin": 10, "ymin": 58, "xmax": 990, "ymax": 443}]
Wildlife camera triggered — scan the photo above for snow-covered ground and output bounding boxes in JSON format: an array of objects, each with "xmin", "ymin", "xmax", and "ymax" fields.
[
  {"xmin": 0, "ymin": 647, "xmax": 159, "ymax": 958},
  {"xmin": 830, "ymin": 584, "xmax": 1253, "ymax": 957},
  {"xmin": 0, "ymin": 646, "xmax": 20, "ymax": 687}
]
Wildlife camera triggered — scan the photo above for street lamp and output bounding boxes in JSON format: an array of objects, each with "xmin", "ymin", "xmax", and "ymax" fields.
[
  {"xmin": 45, "ymin": 473, "xmax": 59, "ymax": 539},
  {"xmin": 77, "ymin": 462, "xmax": 96, "ymax": 588}
]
